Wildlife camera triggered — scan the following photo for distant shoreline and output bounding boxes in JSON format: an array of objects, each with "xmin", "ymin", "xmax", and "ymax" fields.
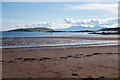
[
  {"xmin": 6, "ymin": 30, "xmax": 93, "ymax": 32},
  {"xmin": 90, "ymin": 32, "xmax": 120, "ymax": 35},
  {"xmin": 4, "ymin": 30, "xmax": 120, "ymax": 35},
  {"xmin": 1, "ymin": 42, "xmax": 118, "ymax": 49}
]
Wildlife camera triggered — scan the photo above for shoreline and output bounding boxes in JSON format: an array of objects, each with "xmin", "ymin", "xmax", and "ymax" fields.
[
  {"xmin": 1, "ymin": 36, "xmax": 119, "ymax": 40},
  {"xmin": 2, "ymin": 44, "xmax": 119, "ymax": 53},
  {"xmin": 1, "ymin": 42, "xmax": 118, "ymax": 49}
]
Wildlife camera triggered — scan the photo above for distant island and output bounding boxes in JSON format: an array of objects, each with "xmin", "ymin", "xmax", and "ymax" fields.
[
  {"xmin": 91, "ymin": 27, "xmax": 120, "ymax": 34},
  {"xmin": 7, "ymin": 27, "xmax": 54, "ymax": 32},
  {"xmin": 7, "ymin": 27, "xmax": 93, "ymax": 32}
]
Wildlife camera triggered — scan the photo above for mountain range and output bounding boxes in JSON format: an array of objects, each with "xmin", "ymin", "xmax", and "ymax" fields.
[{"xmin": 55, "ymin": 26, "xmax": 105, "ymax": 31}]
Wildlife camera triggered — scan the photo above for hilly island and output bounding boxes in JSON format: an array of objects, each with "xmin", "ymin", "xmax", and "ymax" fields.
[{"xmin": 8, "ymin": 27, "xmax": 54, "ymax": 32}]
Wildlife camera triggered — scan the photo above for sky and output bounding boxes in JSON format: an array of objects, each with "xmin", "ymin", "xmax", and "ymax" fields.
[
  {"xmin": 2, "ymin": 2, "xmax": 118, "ymax": 31},
  {"xmin": 2, "ymin": 0, "xmax": 120, "ymax": 2}
]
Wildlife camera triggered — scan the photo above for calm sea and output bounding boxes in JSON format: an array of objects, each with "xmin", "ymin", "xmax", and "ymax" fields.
[
  {"xmin": 1, "ymin": 31, "xmax": 94, "ymax": 37},
  {"xmin": 1, "ymin": 32, "xmax": 118, "ymax": 48}
]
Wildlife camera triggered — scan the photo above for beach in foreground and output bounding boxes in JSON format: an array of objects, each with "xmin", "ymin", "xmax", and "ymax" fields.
[{"xmin": 2, "ymin": 40, "xmax": 119, "ymax": 78}]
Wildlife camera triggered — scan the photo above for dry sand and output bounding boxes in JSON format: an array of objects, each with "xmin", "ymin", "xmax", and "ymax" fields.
[{"xmin": 2, "ymin": 45, "xmax": 119, "ymax": 78}]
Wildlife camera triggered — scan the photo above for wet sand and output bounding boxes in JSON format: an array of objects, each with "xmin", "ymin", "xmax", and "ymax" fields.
[
  {"xmin": 1, "ymin": 36, "xmax": 119, "ymax": 40},
  {"xmin": 2, "ymin": 45, "xmax": 119, "ymax": 78},
  {"xmin": 1, "ymin": 36, "xmax": 118, "ymax": 49}
]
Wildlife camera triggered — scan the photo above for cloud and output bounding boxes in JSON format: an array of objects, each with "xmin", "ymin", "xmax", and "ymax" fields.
[
  {"xmin": 2, "ymin": 22, "xmax": 55, "ymax": 31},
  {"xmin": 1, "ymin": 17, "xmax": 118, "ymax": 31},
  {"xmin": 64, "ymin": 18, "xmax": 74, "ymax": 24},
  {"xmin": 64, "ymin": 3, "xmax": 118, "ymax": 14},
  {"xmin": 17, "ymin": 22, "xmax": 55, "ymax": 28},
  {"xmin": 64, "ymin": 17, "xmax": 118, "ymax": 28}
]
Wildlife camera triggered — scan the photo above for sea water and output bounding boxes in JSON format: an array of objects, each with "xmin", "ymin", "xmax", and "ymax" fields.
[{"xmin": 0, "ymin": 32, "xmax": 118, "ymax": 48}]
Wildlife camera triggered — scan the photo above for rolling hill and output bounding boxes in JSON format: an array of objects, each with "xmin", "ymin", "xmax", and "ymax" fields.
[{"xmin": 7, "ymin": 27, "xmax": 54, "ymax": 32}]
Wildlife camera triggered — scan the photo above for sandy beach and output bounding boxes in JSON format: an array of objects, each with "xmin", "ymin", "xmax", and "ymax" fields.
[
  {"xmin": 2, "ymin": 36, "xmax": 119, "ymax": 78},
  {"xmin": 2, "ymin": 1, "xmax": 120, "ymax": 79}
]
